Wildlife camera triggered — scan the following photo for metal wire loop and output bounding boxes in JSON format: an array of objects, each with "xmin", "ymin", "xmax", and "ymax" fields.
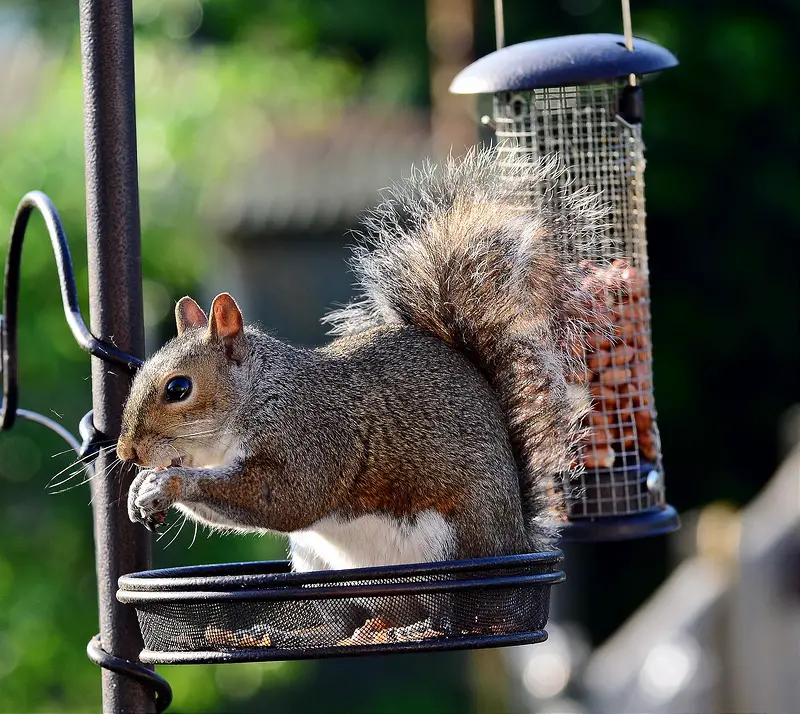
[
  {"xmin": 87, "ymin": 635, "xmax": 173, "ymax": 713},
  {"xmin": 1, "ymin": 191, "xmax": 142, "ymax": 431},
  {"xmin": 78, "ymin": 409, "xmax": 108, "ymax": 463}
]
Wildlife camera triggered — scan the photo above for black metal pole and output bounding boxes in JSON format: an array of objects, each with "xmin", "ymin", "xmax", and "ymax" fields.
[{"xmin": 78, "ymin": 1, "xmax": 153, "ymax": 711}]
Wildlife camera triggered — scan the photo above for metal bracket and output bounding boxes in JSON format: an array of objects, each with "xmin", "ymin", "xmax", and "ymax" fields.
[
  {"xmin": 0, "ymin": 191, "xmax": 141, "ymax": 432},
  {"xmin": 87, "ymin": 635, "xmax": 172, "ymax": 713}
]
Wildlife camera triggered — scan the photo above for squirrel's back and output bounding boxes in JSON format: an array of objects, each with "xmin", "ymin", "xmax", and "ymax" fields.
[{"xmin": 324, "ymin": 148, "xmax": 603, "ymax": 547}]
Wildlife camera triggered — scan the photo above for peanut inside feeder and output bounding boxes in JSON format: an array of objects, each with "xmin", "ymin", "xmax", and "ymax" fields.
[{"xmin": 574, "ymin": 258, "xmax": 658, "ymax": 472}]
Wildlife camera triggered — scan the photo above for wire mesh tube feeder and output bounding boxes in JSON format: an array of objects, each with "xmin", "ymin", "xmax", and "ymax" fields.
[{"xmin": 451, "ymin": 32, "xmax": 681, "ymax": 541}]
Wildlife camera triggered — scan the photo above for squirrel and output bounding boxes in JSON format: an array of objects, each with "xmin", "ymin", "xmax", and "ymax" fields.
[{"xmin": 117, "ymin": 147, "xmax": 602, "ymax": 572}]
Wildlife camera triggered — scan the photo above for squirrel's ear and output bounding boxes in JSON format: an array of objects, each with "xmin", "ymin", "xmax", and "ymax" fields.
[
  {"xmin": 207, "ymin": 293, "xmax": 245, "ymax": 364},
  {"xmin": 175, "ymin": 296, "xmax": 208, "ymax": 336}
]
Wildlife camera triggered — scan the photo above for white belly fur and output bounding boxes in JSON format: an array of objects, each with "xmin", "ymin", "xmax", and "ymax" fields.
[{"xmin": 289, "ymin": 510, "xmax": 455, "ymax": 572}]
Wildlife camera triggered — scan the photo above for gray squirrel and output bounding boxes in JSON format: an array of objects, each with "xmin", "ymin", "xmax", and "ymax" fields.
[{"xmin": 117, "ymin": 147, "xmax": 602, "ymax": 572}]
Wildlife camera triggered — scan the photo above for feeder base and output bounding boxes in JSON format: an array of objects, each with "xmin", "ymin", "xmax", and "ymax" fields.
[
  {"xmin": 138, "ymin": 630, "xmax": 549, "ymax": 665},
  {"xmin": 559, "ymin": 504, "xmax": 680, "ymax": 542}
]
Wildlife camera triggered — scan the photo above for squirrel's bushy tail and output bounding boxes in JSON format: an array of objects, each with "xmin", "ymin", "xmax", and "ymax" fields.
[{"xmin": 323, "ymin": 147, "xmax": 605, "ymax": 546}]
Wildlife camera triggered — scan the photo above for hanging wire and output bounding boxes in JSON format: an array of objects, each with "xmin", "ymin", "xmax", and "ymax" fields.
[
  {"xmin": 0, "ymin": 190, "xmax": 140, "ymax": 478},
  {"xmin": 494, "ymin": 0, "xmax": 504, "ymax": 50},
  {"xmin": 620, "ymin": 0, "xmax": 637, "ymax": 86},
  {"xmin": 17, "ymin": 408, "xmax": 82, "ymax": 454}
]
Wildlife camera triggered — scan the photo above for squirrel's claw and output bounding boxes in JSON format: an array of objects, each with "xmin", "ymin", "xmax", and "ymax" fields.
[
  {"xmin": 143, "ymin": 512, "xmax": 165, "ymax": 533},
  {"xmin": 128, "ymin": 468, "xmax": 180, "ymax": 533}
]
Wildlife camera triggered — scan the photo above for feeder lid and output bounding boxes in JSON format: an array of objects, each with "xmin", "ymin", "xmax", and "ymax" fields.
[{"xmin": 450, "ymin": 33, "xmax": 678, "ymax": 94}]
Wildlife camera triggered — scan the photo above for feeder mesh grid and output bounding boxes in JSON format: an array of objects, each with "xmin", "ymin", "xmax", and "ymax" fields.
[
  {"xmin": 494, "ymin": 82, "xmax": 665, "ymax": 518},
  {"xmin": 132, "ymin": 563, "xmax": 551, "ymax": 656}
]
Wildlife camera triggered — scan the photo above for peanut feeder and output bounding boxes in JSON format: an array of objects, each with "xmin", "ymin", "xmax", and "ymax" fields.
[{"xmin": 451, "ymin": 33, "xmax": 680, "ymax": 541}]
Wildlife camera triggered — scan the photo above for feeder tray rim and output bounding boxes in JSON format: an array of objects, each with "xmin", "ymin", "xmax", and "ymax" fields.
[
  {"xmin": 118, "ymin": 550, "xmax": 564, "ymax": 591},
  {"xmin": 118, "ymin": 570, "xmax": 565, "ymax": 604},
  {"xmin": 118, "ymin": 550, "xmax": 563, "ymax": 591},
  {"xmin": 449, "ymin": 32, "xmax": 678, "ymax": 94}
]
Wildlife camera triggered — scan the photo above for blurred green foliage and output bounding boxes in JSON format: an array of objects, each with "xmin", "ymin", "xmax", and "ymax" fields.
[{"xmin": 0, "ymin": 0, "xmax": 797, "ymax": 712}]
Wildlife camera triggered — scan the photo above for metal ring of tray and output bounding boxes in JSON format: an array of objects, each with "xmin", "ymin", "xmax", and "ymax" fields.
[{"xmin": 117, "ymin": 552, "xmax": 565, "ymax": 664}]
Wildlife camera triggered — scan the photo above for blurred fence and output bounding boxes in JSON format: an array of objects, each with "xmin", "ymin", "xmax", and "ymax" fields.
[{"xmin": 503, "ymin": 436, "xmax": 799, "ymax": 714}]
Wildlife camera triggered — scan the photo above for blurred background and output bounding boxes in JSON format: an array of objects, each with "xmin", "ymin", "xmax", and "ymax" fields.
[{"xmin": 0, "ymin": 0, "xmax": 797, "ymax": 712}]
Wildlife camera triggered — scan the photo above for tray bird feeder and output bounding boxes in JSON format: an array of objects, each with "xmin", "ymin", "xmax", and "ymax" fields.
[{"xmin": 451, "ymin": 33, "xmax": 680, "ymax": 541}]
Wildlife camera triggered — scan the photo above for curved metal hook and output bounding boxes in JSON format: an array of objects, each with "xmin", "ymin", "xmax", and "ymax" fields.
[
  {"xmin": 87, "ymin": 635, "xmax": 173, "ymax": 713},
  {"xmin": 1, "ymin": 191, "xmax": 142, "ymax": 431}
]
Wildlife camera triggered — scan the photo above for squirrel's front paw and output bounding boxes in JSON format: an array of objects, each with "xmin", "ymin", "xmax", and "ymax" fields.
[{"xmin": 128, "ymin": 468, "xmax": 182, "ymax": 532}]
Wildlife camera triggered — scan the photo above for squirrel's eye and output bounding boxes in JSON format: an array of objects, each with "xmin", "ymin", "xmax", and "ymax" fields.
[{"xmin": 164, "ymin": 376, "xmax": 192, "ymax": 403}]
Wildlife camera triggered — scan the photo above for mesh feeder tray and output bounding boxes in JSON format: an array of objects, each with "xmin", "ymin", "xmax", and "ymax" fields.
[
  {"xmin": 451, "ymin": 34, "xmax": 680, "ymax": 542},
  {"xmin": 117, "ymin": 552, "xmax": 564, "ymax": 664}
]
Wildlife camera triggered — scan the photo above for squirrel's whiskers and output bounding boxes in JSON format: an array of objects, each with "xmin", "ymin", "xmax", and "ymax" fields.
[
  {"xmin": 159, "ymin": 512, "xmax": 190, "ymax": 549},
  {"xmin": 47, "ymin": 444, "xmax": 117, "ymax": 493}
]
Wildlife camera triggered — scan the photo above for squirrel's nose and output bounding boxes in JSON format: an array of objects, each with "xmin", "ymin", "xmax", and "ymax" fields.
[{"xmin": 117, "ymin": 440, "xmax": 141, "ymax": 465}]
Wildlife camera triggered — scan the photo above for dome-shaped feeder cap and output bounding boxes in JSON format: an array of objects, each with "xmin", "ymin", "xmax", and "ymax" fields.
[{"xmin": 450, "ymin": 33, "xmax": 678, "ymax": 94}]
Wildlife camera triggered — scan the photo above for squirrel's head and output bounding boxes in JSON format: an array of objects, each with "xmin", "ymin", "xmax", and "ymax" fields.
[{"xmin": 117, "ymin": 293, "xmax": 247, "ymax": 469}]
